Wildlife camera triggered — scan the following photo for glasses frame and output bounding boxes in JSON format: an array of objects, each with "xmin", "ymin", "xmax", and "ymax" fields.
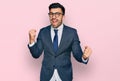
[{"xmin": 48, "ymin": 12, "xmax": 63, "ymax": 18}]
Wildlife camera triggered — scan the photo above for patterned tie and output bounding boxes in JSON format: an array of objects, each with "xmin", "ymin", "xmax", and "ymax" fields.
[{"xmin": 53, "ymin": 29, "xmax": 58, "ymax": 53}]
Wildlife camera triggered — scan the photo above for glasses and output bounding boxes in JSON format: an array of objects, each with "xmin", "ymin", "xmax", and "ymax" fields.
[{"xmin": 48, "ymin": 12, "xmax": 63, "ymax": 18}]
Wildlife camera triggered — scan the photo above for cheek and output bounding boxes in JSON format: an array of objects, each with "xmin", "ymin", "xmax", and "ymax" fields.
[
  {"xmin": 58, "ymin": 17, "xmax": 63, "ymax": 21},
  {"xmin": 60, "ymin": 16, "xmax": 64, "ymax": 21},
  {"xmin": 58, "ymin": 18, "xmax": 63, "ymax": 23},
  {"xmin": 50, "ymin": 17, "xmax": 52, "ymax": 20}
]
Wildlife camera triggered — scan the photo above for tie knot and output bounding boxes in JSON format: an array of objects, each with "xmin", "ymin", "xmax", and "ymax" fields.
[{"xmin": 54, "ymin": 29, "xmax": 58, "ymax": 34}]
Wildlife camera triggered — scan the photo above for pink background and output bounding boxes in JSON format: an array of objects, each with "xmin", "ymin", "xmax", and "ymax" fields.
[{"xmin": 0, "ymin": 0, "xmax": 120, "ymax": 81}]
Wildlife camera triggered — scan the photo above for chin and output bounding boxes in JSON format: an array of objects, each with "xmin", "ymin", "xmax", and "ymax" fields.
[
  {"xmin": 52, "ymin": 24, "xmax": 58, "ymax": 28},
  {"xmin": 52, "ymin": 22, "xmax": 62, "ymax": 28}
]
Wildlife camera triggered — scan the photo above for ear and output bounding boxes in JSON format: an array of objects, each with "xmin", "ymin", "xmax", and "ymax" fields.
[{"xmin": 62, "ymin": 15, "xmax": 65, "ymax": 20}]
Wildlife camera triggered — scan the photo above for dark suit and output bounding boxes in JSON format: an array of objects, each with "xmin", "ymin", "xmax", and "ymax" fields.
[{"xmin": 28, "ymin": 25, "xmax": 88, "ymax": 81}]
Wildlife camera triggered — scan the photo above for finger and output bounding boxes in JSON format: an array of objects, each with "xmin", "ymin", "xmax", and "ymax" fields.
[
  {"xmin": 88, "ymin": 48, "xmax": 92, "ymax": 55},
  {"xmin": 86, "ymin": 48, "xmax": 92, "ymax": 57},
  {"xmin": 29, "ymin": 29, "xmax": 36, "ymax": 32},
  {"xmin": 84, "ymin": 53, "xmax": 89, "ymax": 58},
  {"xmin": 31, "ymin": 29, "xmax": 36, "ymax": 33},
  {"xmin": 84, "ymin": 50, "xmax": 88, "ymax": 54},
  {"xmin": 30, "ymin": 30, "xmax": 37, "ymax": 35},
  {"xmin": 84, "ymin": 47, "xmax": 89, "ymax": 53}
]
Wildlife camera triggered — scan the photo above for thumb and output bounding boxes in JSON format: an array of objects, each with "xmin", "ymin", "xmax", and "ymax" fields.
[
  {"xmin": 85, "ymin": 46, "xmax": 88, "ymax": 49},
  {"xmin": 34, "ymin": 29, "xmax": 36, "ymax": 32}
]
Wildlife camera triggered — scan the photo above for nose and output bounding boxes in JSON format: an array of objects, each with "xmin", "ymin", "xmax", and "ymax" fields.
[{"xmin": 52, "ymin": 14, "xmax": 56, "ymax": 18}]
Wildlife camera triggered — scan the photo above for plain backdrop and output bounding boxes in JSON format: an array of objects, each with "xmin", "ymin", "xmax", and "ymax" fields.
[{"xmin": 0, "ymin": 0, "xmax": 120, "ymax": 81}]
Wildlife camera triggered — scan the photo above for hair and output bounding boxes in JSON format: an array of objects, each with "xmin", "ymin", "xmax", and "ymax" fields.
[{"xmin": 49, "ymin": 3, "xmax": 65, "ymax": 15}]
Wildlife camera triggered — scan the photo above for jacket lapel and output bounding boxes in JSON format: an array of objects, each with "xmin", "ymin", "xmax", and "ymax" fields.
[
  {"xmin": 45, "ymin": 25, "xmax": 68, "ymax": 56},
  {"xmin": 45, "ymin": 26, "xmax": 55, "ymax": 55},
  {"xmin": 56, "ymin": 25, "xmax": 68, "ymax": 55}
]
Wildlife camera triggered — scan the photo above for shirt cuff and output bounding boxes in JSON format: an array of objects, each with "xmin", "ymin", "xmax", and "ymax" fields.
[
  {"xmin": 29, "ymin": 42, "xmax": 35, "ymax": 47},
  {"xmin": 82, "ymin": 57, "xmax": 88, "ymax": 62}
]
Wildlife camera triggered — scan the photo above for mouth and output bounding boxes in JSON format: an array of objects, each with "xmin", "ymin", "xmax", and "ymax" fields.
[{"xmin": 51, "ymin": 19, "xmax": 58, "ymax": 23}]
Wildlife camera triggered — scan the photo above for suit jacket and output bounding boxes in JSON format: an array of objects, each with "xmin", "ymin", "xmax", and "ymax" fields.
[{"xmin": 28, "ymin": 25, "xmax": 88, "ymax": 81}]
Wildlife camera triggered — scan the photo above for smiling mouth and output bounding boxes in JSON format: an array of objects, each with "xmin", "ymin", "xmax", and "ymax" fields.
[
  {"xmin": 52, "ymin": 20, "xmax": 57, "ymax": 23},
  {"xmin": 51, "ymin": 18, "xmax": 57, "ymax": 21}
]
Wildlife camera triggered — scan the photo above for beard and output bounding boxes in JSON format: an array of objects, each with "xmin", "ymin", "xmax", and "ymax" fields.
[{"xmin": 51, "ymin": 19, "xmax": 62, "ymax": 28}]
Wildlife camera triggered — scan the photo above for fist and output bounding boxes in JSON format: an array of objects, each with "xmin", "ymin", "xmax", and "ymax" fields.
[
  {"xmin": 83, "ymin": 46, "xmax": 92, "ymax": 59},
  {"xmin": 29, "ymin": 29, "xmax": 36, "ymax": 44}
]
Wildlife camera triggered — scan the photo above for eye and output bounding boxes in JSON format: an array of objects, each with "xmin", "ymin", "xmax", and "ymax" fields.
[{"xmin": 48, "ymin": 12, "xmax": 53, "ymax": 15}]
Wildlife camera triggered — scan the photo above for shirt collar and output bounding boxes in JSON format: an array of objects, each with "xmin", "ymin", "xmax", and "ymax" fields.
[{"xmin": 51, "ymin": 24, "xmax": 64, "ymax": 31}]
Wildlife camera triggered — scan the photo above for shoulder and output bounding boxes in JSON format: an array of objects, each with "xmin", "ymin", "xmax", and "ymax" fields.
[
  {"xmin": 40, "ymin": 25, "xmax": 51, "ymax": 31},
  {"xmin": 38, "ymin": 25, "xmax": 51, "ymax": 34},
  {"xmin": 37, "ymin": 25, "xmax": 51, "ymax": 37},
  {"xmin": 64, "ymin": 25, "xmax": 77, "ymax": 33}
]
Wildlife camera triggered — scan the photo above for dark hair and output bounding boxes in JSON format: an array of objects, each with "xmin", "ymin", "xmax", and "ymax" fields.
[{"xmin": 49, "ymin": 3, "xmax": 65, "ymax": 15}]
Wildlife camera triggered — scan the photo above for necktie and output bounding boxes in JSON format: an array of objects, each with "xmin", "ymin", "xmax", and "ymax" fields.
[{"xmin": 53, "ymin": 29, "xmax": 58, "ymax": 53}]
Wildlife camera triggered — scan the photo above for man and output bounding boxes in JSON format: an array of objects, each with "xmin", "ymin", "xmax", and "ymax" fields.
[{"xmin": 28, "ymin": 3, "xmax": 92, "ymax": 81}]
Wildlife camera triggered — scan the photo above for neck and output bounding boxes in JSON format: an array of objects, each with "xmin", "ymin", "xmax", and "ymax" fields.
[{"xmin": 52, "ymin": 23, "xmax": 63, "ymax": 28}]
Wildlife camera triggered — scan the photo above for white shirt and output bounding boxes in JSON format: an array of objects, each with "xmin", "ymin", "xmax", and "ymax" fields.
[
  {"xmin": 50, "ymin": 24, "xmax": 63, "ymax": 81},
  {"xmin": 51, "ymin": 24, "xmax": 63, "ymax": 46}
]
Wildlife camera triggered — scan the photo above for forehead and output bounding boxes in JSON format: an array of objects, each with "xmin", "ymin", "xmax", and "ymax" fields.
[{"xmin": 49, "ymin": 8, "xmax": 62, "ymax": 13}]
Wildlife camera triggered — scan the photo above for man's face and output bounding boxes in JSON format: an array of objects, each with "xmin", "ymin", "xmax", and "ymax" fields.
[{"xmin": 49, "ymin": 8, "xmax": 64, "ymax": 28}]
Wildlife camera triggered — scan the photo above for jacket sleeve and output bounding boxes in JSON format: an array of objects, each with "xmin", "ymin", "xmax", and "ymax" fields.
[
  {"xmin": 72, "ymin": 29, "xmax": 88, "ymax": 64},
  {"xmin": 28, "ymin": 29, "xmax": 44, "ymax": 58}
]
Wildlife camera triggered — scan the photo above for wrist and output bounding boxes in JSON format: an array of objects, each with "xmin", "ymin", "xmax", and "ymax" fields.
[
  {"xmin": 82, "ymin": 54, "xmax": 88, "ymax": 60},
  {"xmin": 29, "ymin": 40, "xmax": 35, "ymax": 44}
]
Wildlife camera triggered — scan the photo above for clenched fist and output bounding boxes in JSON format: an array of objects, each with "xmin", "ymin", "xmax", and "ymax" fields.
[
  {"xmin": 29, "ymin": 29, "xmax": 36, "ymax": 44},
  {"xmin": 82, "ymin": 46, "xmax": 92, "ymax": 60}
]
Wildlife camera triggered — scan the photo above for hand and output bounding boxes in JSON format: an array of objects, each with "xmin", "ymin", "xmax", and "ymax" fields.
[
  {"xmin": 82, "ymin": 46, "xmax": 92, "ymax": 60},
  {"xmin": 29, "ymin": 29, "xmax": 36, "ymax": 44}
]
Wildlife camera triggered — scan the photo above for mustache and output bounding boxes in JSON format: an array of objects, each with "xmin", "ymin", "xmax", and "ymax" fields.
[{"xmin": 51, "ymin": 18, "xmax": 57, "ymax": 21}]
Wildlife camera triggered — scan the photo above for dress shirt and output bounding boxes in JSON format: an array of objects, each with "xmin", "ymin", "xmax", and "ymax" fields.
[{"xmin": 50, "ymin": 24, "xmax": 63, "ymax": 81}]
